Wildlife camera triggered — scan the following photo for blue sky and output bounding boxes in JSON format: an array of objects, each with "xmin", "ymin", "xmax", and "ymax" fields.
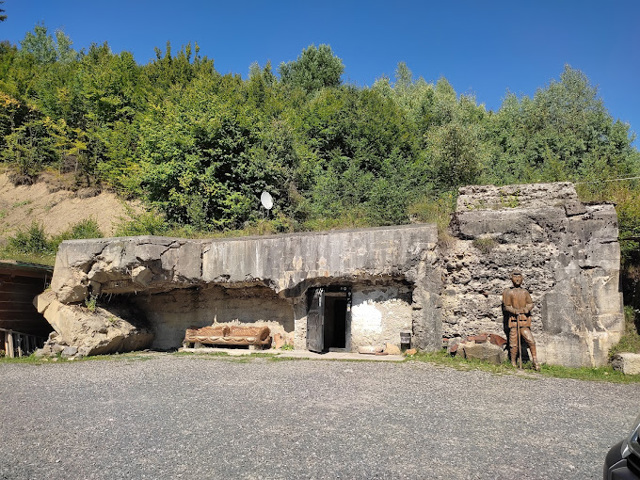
[{"xmin": 3, "ymin": 1, "xmax": 639, "ymax": 146}]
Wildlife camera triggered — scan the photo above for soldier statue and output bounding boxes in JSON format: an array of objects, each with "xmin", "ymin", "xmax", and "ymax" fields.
[{"xmin": 502, "ymin": 271, "xmax": 540, "ymax": 371}]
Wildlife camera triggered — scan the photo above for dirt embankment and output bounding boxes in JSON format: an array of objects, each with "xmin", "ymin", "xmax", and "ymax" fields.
[{"xmin": 0, "ymin": 173, "xmax": 142, "ymax": 239}]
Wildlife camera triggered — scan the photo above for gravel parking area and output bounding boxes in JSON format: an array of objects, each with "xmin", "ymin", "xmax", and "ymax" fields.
[{"xmin": 1, "ymin": 354, "xmax": 638, "ymax": 479}]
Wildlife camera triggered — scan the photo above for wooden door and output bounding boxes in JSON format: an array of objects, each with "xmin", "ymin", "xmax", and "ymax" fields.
[{"xmin": 306, "ymin": 288, "xmax": 325, "ymax": 353}]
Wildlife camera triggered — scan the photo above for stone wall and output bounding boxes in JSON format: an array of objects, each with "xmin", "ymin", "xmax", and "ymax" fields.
[{"xmin": 444, "ymin": 183, "xmax": 624, "ymax": 366}]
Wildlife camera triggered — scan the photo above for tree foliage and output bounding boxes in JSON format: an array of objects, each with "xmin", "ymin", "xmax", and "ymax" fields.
[
  {"xmin": 0, "ymin": 24, "xmax": 638, "ymax": 241},
  {"xmin": 279, "ymin": 44, "xmax": 344, "ymax": 94}
]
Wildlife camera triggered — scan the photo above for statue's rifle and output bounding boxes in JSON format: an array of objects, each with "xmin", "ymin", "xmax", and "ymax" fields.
[{"xmin": 517, "ymin": 312, "xmax": 523, "ymax": 369}]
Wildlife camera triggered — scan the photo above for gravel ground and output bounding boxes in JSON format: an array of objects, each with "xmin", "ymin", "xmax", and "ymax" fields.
[{"xmin": 1, "ymin": 354, "xmax": 638, "ymax": 480}]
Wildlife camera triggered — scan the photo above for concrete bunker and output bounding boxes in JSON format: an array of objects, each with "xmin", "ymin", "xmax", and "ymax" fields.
[
  {"xmin": 36, "ymin": 224, "xmax": 440, "ymax": 356},
  {"xmin": 34, "ymin": 182, "xmax": 626, "ymax": 367}
]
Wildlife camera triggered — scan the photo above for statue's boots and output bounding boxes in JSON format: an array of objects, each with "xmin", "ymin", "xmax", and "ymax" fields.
[
  {"xmin": 510, "ymin": 346, "xmax": 519, "ymax": 367},
  {"xmin": 529, "ymin": 345, "xmax": 541, "ymax": 371}
]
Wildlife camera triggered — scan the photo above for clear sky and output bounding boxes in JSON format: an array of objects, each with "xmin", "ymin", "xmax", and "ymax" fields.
[{"xmin": 2, "ymin": 0, "xmax": 639, "ymax": 146}]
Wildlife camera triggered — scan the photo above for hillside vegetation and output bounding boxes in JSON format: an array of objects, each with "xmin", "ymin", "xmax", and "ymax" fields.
[{"xmin": 0, "ymin": 25, "xmax": 639, "ymax": 278}]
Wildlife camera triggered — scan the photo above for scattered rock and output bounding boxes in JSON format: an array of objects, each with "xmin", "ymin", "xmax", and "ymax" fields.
[
  {"xmin": 61, "ymin": 346, "xmax": 78, "ymax": 358},
  {"xmin": 447, "ymin": 338, "xmax": 461, "ymax": 355},
  {"xmin": 461, "ymin": 341, "xmax": 506, "ymax": 365},
  {"xmin": 383, "ymin": 343, "xmax": 401, "ymax": 355},
  {"xmin": 611, "ymin": 353, "xmax": 640, "ymax": 375},
  {"xmin": 405, "ymin": 348, "xmax": 417, "ymax": 356}
]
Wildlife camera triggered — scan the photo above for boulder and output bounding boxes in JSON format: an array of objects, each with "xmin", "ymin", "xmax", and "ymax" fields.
[
  {"xmin": 461, "ymin": 341, "xmax": 506, "ymax": 365},
  {"xmin": 611, "ymin": 353, "xmax": 640, "ymax": 375}
]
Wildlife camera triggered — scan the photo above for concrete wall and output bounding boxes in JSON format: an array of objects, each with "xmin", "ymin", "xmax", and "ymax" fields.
[
  {"xmin": 133, "ymin": 286, "xmax": 295, "ymax": 350},
  {"xmin": 350, "ymin": 284, "xmax": 413, "ymax": 349}
]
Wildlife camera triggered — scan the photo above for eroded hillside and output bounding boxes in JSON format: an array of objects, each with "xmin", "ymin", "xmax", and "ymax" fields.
[{"xmin": 0, "ymin": 173, "xmax": 141, "ymax": 239}]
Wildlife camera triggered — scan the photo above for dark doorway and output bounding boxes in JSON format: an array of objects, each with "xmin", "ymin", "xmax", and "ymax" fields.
[
  {"xmin": 324, "ymin": 295, "xmax": 347, "ymax": 349},
  {"xmin": 306, "ymin": 286, "xmax": 351, "ymax": 353}
]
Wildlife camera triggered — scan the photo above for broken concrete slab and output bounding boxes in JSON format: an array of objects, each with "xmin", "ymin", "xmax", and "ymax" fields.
[{"xmin": 35, "ymin": 290, "xmax": 153, "ymax": 357}]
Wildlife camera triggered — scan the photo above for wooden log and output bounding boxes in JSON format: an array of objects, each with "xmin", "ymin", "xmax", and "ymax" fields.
[{"xmin": 228, "ymin": 326, "xmax": 270, "ymax": 341}]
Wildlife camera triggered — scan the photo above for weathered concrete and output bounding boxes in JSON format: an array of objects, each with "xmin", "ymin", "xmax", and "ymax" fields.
[
  {"xmin": 444, "ymin": 182, "xmax": 624, "ymax": 367},
  {"xmin": 40, "ymin": 225, "xmax": 441, "ymax": 355},
  {"xmin": 134, "ymin": 285, "xmax": 294, "ymax": 350},
  {"xmin": 350, "ymin": 284, "xmax": 413, "ymax": 349}
]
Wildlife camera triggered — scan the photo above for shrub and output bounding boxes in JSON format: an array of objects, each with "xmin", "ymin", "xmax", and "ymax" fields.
[
  {"xmin": 7, "ymin": 222, "xmax": 54, "ymax": 255},
  {"xmin": 114, "ymin": 210, "xmax": 169, "ymax": 237},
  {"xmin": 472, "ymin": 236, "xmax": 497, "ymax": 254},
  {"xmin": 609, "ymin": 306, "xmax": 640, "ymax": 357}
]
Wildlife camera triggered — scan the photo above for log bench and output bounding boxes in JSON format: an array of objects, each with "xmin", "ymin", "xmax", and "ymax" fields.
[{"xmin": 183, "ymin": 325, "xmax": 271, "ymax": 349}]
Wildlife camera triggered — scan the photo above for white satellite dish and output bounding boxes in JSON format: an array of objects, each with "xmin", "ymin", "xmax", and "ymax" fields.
[{"xmin": 260, "ymin": 191, "xmax": 273, "ymax": 210}]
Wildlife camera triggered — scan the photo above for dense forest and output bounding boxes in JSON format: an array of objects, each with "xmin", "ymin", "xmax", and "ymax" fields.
[{"xmin": 1, "ymin": 25, "xmax": 639, "ymax": 270}]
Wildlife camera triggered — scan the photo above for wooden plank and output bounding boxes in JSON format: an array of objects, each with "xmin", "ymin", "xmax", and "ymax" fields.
[
  {"xmin": 0, "ymin": 286, "xmax": 45, "ymax": 296},
  {"xmin": 0, "ymin": 275, "xmax": 46, "ymax": 286},
  {"xmin": 0, "ymin": 303, "xmax": 39, "ymax": 310},
  {"xmin": 0, "ymin": 263, "xmax": 53, "ymax": 279},
  {"xmin": 0, "ymin": 308, "xmax": 39, "ymax": 318},
  {"xmin": 0, "ymin": 311, "xmax": 42, "ymax": 322},
  {"xmin": 0, "ymin": 291, "xmax": 42, "ymax": 301},
  {"xmin": 6, "ymin": 331, "xmax": 14, "ymax": 358},
  {"xmin": 0, "ymin": 320, "xmax": 51, "ymax": 336},
  {"xmin": 0, "ymin": 317, "xmax": 49, "ymax": 327},
  {"xmin": 0, "ymin": 281, "xmax": 46, "ymax": 292},
  {"xmin": 0, "ymin": 289, "xmax": 45, "ymax": 300}
]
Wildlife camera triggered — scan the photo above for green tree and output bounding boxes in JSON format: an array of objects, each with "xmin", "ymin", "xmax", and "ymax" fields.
[
  {"xmin": 279, "ymin": 44, "xmax": 344, "ymax": 94},
  {"xmin": 485, "ymin": 66, "xmax": 639, "ymax": 186},
  {"xmin": 19, "ymin": 24, "xmax": 76, "ymax": 64}
]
